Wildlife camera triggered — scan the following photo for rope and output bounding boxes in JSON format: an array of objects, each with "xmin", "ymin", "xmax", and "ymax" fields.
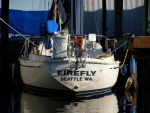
[
  {"xmin": 112, "ymin": 36, "xmax": 134, "ymax": 68},
  {"xmin": 0, "ymin": 17, "xmax": 38, "ymax": 47},
  {"xmin": 111, "ymin": 39, "xmax": 129, "ymax": 53},
  {"xmin": 96, "ymin": 36, "xmax": 134, "ymax": 68},
  {"xmin": 113, "ymin": 49, "xmax": 129, "ymax": 68}
]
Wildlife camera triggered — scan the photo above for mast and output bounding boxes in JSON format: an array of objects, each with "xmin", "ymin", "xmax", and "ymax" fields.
[{"xmin": 73, "ymin": 0, "xmax": 76, "ymax": 34}]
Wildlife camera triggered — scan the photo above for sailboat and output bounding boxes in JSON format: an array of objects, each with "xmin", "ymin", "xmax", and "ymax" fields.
[
  {"xmin": 18, "ymin": 0, "xmax": 120, "ymax": 96},
  {"xmin": 0, "ymin": 0, "xmax": 120, "ymax": 96},
  {"xmin": 19, "ymin": 29, "xmax": 119, "ymax": 95}
]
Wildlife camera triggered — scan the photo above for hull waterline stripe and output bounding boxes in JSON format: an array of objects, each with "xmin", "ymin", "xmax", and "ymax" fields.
[
  {"xmin": 23, "ymin": 83, "xmax": 112, "ymax": 96},
  {"xmin": 76, "ymin": 87, "xmax": 112, "ymax": 95}
]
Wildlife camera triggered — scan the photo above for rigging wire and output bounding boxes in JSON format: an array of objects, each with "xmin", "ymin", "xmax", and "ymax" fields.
[{"xmin": 0, "ymin": 17, "xmax": 38, "ymax": 47}]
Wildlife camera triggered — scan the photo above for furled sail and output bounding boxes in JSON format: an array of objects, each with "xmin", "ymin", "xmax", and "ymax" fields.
[{"xmin": 47, "ymin": 0, "xmax": 70, "ymax": 30}]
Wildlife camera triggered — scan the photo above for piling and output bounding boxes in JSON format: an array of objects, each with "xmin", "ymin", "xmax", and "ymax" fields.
[{"xmin": 1, "ymin": 0, "xmax": 10, "ymax": 90}]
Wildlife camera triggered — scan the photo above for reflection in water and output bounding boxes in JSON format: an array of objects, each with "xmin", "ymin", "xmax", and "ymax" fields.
[
  {"xmin": 2, "ymin": 87, "xmax": 146, "ymax": 113},
  {"xmin": 117, "ymin": 90, "xmax": 137, "ymax": 113},
  {"xmin": 14, "ymin": 91, "xmax": 119, "ymax": 113}
]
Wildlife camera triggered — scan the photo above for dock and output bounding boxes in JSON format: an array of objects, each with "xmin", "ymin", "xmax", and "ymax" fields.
[{"xmin": 133, "ymin": 37, "xmax": 150, "ymax": 89}]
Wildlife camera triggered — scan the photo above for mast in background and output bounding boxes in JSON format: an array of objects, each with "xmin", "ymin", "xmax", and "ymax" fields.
[{"xmin": 114, "ymin": 0, "xmax": 123, "ymax": 38}]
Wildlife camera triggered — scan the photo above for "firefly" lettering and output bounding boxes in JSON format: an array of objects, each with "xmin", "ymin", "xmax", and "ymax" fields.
[{"xmin": 57, "ymin": 70, "xmax": 96, "ymax": 76}]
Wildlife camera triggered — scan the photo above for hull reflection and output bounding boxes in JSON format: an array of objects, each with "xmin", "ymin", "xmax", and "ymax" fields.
[{"xmin": 19, "ymin": 91, "xmax": 119, "ymax": 113}]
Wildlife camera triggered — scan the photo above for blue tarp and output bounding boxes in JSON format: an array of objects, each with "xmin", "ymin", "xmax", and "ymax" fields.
[{"xmin": 0, "ymin": 8, "xmax": 49, "ymax": 36}]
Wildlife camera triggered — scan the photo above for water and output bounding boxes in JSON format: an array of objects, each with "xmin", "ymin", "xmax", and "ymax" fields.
[
  {"xmin": 18, "ymin": 90, "xmax": 117, "ymax": 113},
  {"xmin": 0, "ymin": 86, "xmax": 147, "ymax": 113},
  {"xmin": 0, "ymin": 81, "xmax": 150, "ymax": 113}
]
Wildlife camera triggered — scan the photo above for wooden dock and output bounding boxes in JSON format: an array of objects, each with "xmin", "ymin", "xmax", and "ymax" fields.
[
  {"xmin": 133, "ymin": 36, "xmax": 150, "ymax": 48},
  {"xmin": 130, "ymin": 36, "xmax": 150, "ymax": 90}
]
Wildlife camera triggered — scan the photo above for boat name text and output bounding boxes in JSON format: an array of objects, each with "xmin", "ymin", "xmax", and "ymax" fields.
[{"xmin": 57, "ymin": 70, "xmax": 96, "ymax": 76}]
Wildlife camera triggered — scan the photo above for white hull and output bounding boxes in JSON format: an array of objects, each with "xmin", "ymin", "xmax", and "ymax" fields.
[
  {"xmin": 19, "ymin": 53, "xmax": 119, "ymax": 94},
  {"xmin": 19, "ymin": 32, "xmax": 120, "ymax": 95}
]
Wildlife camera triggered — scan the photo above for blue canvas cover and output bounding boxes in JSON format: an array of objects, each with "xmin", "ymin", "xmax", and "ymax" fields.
[{"xmin": 0, "ymin": 8, "xmax": 49, "ymax": 36}]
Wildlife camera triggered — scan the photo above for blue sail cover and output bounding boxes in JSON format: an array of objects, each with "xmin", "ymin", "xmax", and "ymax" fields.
[
  {"xmin": 0, "ymin": 8, "xmax": 49, "ymax": 36},
  {"xmin": 47, "ymin": 20, "xmax": 58, "ymax": 33}
]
